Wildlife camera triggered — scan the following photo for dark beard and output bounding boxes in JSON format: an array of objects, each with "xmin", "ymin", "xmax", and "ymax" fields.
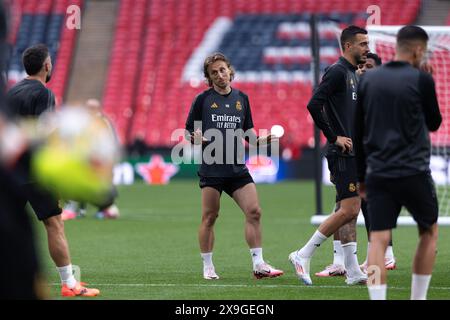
[
  {"xmin": 355, "ymin": 54, "xmax": 366, "ymax": 65},
  {"xmin": 45, "ymin": 73, "xmax": 52, "ymax": 83}
]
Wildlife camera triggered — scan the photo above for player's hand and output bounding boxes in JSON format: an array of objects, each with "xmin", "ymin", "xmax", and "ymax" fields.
[
  {"xmin": 356, "ymin": 64, "xmax": 365, "ymax": 76},
  {"xmin": 358, "ymin": 182, "xmax": 366, "ymax": 200},
  {"xmin": 420, "ymin": 62, "xmax": 434, "ymax": 76},
  {"xmin": 335, "ymin": 136, "xmax": 352, "ymax": 153},
  {"xmin": 191, "ymin": 129, "xmax": 208, "ymax": 145},
  {"xmin": 257, "ymin": 134, "xmax": 279, "ymax": 145}
]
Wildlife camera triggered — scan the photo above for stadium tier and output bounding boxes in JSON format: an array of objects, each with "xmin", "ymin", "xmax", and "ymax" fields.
[
  {"xmin": 103, "ymin": 0, "xmax": 420, "ymax": 147},
  {"xmin": 7, "ymin": 0, "xmax": 82, "ymax": 105},
  {"xmin": 6, "ymin": 0, "xmax": 422, "ymax": 147},
  {"xmin": 6, "ymin": 0, "xmax": 24, "ymax": 44}
]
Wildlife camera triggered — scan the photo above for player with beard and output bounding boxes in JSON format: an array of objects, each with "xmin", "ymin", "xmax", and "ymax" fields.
[
  {"xmin": 289, "ymin": 26, "xmax": 369, "ymax": 285},
  {"xmin": 318, "ymin": 52, "xmax": 397, "ymax": 277},
  {"xmin": 185, "ymin": 53, "xmax": 283, "ymax": 280},
  {"xmin": 6, "ymin": 44, "xmax": 100, "ymax": 297}
]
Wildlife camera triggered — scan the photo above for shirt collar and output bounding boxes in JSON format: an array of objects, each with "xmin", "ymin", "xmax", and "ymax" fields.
[
  {"xmin": 386, "ymin": 60, "xmax": 410, "ymax": 67},
  {"xmin": 339, "ymin": 56, "xmax": 358, "ymax": 71}
]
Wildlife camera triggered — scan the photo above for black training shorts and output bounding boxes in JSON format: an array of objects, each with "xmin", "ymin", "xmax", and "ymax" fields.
[
  {"xmin": 326, "ymin": 153, "xmax": 359, "ymax": 202},
  {"xmin": 366, "ymin": 172, "xmax": 438, "ymax": 231},
  {"xmin": 19, "ymin": 183, "xmax": 62, "ymax": 221},
  {"xmin": 199, "ymin": 172, "xmax": 254, "ymax": 197}
]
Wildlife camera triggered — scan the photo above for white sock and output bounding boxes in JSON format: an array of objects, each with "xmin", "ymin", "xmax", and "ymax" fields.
[
  {"xmin": 201, "ymin": 252, "xmax": 214, "ymax": 268},
  {"xmin": 57, "ymin": 264, "xmax": 77, "ymax": 288},
  {"xmin": 332, "ymin": 240, "xmax": 344, "ymax": 266},
  {"xmin": 298, "ymin": 230, "xmax": 327, "ymax": 258},
  {"xmin": 368, "ymin": 284, "xmax": 387, "ymax": 300},
  {"xmin": 385, "ymin": 246, "xmax": 394, "ymax": 260},
  {"xmin": 341, "ymin": 242, "xmax": 363, "ymax": 277},
  {"xmin": 250, "ymin": 248, "xmax": 264, "ymax": 269},
  {"xmin": 411, "ymin": 274, "xmax": 432, "ymax": 300}
]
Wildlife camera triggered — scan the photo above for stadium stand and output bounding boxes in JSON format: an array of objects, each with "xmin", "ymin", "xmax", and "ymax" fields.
[
  {"xmin": 103, "ymin": 0, "xmax": 421, "ymax": 148},
  {"xmin": 6, "ymin": 0, "xmax": 24, "ymax": 45},
  {"xmin": 3, "ymin": 0, "xmax": 426, "ymax": 148},
  {"xmin": 7, "ymin": 0, "xmax": 82, "ymax": 105}
]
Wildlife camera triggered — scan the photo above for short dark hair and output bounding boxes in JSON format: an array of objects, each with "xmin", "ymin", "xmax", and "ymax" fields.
[
  {"xmin": 340, "ymin": 25, "xmax": 368, "ymax": 51},
  {"xmin": 22, "ymin": 44, "xmax": 49, "ymax": 76},
  {"xmin": 203, "ymin": 52, "xmax": 235, "ymax": 87},
  {"xmin": 366, "ymin": 52, "xmax": 382, "ymax": 66},
  {"xmin": 396, "ymin": 25, "xmax": 429, "ymax": 48}
]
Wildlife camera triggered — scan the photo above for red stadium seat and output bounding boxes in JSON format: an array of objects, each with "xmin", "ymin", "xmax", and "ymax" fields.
[{"xmin": 101, "ymin": 0, "xmax": 421, "ymax": 147}]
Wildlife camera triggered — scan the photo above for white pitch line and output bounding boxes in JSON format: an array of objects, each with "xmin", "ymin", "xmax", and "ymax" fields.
[{"xmin": 49, "ymin": 283, "xmax": 450, "ymax": 290}]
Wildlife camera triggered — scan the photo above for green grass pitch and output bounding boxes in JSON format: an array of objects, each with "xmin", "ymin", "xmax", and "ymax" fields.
[{"xmin": 34, "ymin": 180, "xmax": 450, "ymax": 300}]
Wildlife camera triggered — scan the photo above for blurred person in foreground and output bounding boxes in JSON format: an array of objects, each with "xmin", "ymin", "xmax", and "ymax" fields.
[{"xmin": 0, "ymin": 0, "xmax": 44, "ymax": 299}]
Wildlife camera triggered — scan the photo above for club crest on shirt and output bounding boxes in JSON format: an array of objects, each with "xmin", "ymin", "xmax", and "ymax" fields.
[
  {"xmin": 211, "ymin": 102, "xmax": 219, "ymax": 109},
  {"xmin": 349, "ymin": 183, "xmax": 356, "ymax": 192},
  {"xmin": 236, "ymin": 100, "xmax": 242, "ymax": 111}
]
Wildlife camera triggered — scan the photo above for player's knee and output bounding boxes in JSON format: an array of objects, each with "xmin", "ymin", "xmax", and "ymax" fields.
[
  {"xmin": 43, "ymin": 215, "xmax": 64, "ymax": 233},
  {"xmin": 246, "ymin": 206, "xmax": 261, "ymax": 222},
  {"xmin": 202, "ymin": 210, "xmax": 219, "ymax": 226},
  {"xmin": 340, "ymin": 207, "xmax": 359, "ymax": 221},
  {"xmin": 419, "ymin": 223, "xmax": 438, "ymax": 242},
  {"xmin": 371, "ymin": 231, "xmax": 391, "ymax": 245},
  {"xmin": 340, "ymin": 204, "xmax": 359, "ymax": 221},
  {"xmin": 429, "ymin": 228, "xmax": 439, "ymax": 243}
]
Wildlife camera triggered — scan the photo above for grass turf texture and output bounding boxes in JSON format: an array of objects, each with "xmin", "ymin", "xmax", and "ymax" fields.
[{"xmin": 34, "ymin": 181, "xmax": 450, "ymax": 300}]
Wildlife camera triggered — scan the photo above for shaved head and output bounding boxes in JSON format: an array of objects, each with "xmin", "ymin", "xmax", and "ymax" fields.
[{"xmin": 396, "ymin": 25, "xmax": 429, "ymax": 52}]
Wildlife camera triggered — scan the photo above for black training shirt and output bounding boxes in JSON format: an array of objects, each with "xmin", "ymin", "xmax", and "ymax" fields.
[
  {"xmin": 307, "ymin": 56, "xmax": 359, "ymax": 156},
  {"xmin": 6, "ymin": 79, "xmax": 55, "ymax": 118},
  {"xmin": 185, "ymin": 87, "xmax": 254, "ymax": 177},
  {"xmin": 354, "ymin": 61, "xmax": 442, "ymax": 181}
]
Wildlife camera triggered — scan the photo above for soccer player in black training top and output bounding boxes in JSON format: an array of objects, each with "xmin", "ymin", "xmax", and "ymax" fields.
[
  {"xmin": 6, "ymin": 44, "xmax": 99, "ymax": 297},
  {"xmin": 355, "ymin": 26, "xmax": 441, "ymax": 300},
  {"xmin": 356, "ymin": 52, "xmax": 398, "ymax": 273},
  {"xmin": 185, "ymin": 53, "xmax": 283, "ymax": 280},
  {"xmin": 0, "ymin": 0, "xmax": 43, "ymax": 299},
  {"xmin": 317, "ymin": 51, "xmax": 398, "ymax": 277},
  {"xmin": 289, "ymin": 26, "xmax": 369, "ymax": 286}
]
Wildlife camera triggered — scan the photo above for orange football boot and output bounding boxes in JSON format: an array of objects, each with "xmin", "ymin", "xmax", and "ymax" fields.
[{"xmin": 61, "ymin": 282, "xmax": 100, "ymax": 297}]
